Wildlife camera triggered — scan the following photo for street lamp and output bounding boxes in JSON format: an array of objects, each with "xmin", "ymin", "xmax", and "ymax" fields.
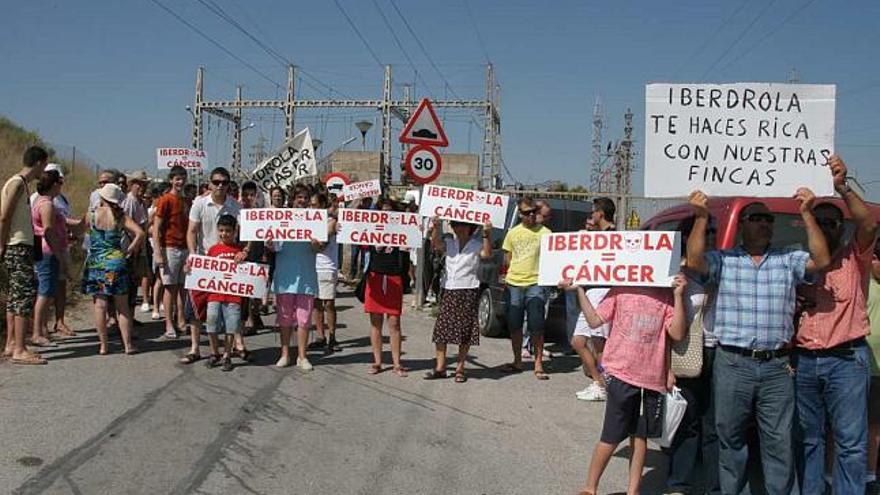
[{"xmin": 355, "ymin": 120, "xmax": 373, "ymax": 151}]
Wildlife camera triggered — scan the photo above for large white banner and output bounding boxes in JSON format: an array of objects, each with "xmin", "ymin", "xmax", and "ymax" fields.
[
  {"xmin": 343, "ymin": 179, "xmax": 382, "ymax": 202},
  {"xmin": 337, "ymin": 208, "xmax": 423, "ymax": 248},
  {"xmin": 538, "ymin": 230, "xmax": 681, "ymax": 287},
  {"xmin": 239, "ymin": 208, "xmax": 328, "ymax": 242},
  {"xmin": 419, "ymin": 185, "xmax": 509, "ymax": 227},
  {"xmin": 251, "ymin": 128, "xmax": 317, "ymax": 193},
  {"xmin": 644, "ymin": 83, "xmax": 835, "ymax": 197},
  {"xmin": 156, "ymin": 148, "xmax": 207, "ymax": 170},
  {"xmin": 184, "ymin": 254, "xmax": 269, "ymax": 299}
]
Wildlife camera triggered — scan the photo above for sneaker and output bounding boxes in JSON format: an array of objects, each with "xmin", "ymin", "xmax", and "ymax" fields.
[
  {"xmin": 542, "ymin": 349, "xmax": 552, "ymax": 359},
  {"xmin": 152, "ymin": 311, "xmax": 162, "ymax": 320},
  {"xmin": 328, "ymin": 337, "xmax": 342, "ymax": 352},
  {"xmin": 221, "ymin": 356, "xmax": 233, "ymax": 372},
  {"xmin": 296, "ymin": 357, "xmax": 313, "ymax": 371},
  {"xmin": 159, "ymin": 303, "xmax": 165, "ymax": 313},
  {"xmin": 575, "ymin": 385, "xmax": 593, "ymax": 399},
  {"xmin": 160, "ymin": 330, "xmax": 177, "ymax": 340},
  {"xmin": 577, "ymin": 382, "xmax": 607, "ymax": 402},
  {"xmin": 140, "ymin": 303, "xmax": 151, "ymax": 313},
  {"xmin": 275, "ymin": 356, "xmax": 290, "ymax": 368}
]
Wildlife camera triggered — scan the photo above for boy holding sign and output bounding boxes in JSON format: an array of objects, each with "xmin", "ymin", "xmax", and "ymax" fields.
[{"xmin": 188, "ymin": 214, "xmax": 242, "ymax": 372}]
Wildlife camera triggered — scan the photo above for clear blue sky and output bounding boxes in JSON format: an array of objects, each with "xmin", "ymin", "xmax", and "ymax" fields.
[{"xmin": 2, "ymin": 0, "xmax": 879, "ymax": 198}]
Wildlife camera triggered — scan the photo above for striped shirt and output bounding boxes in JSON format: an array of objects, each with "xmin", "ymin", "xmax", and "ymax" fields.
[{"xmin": 706, "ymin": 246, "xmax": 810, "ymax": 350}]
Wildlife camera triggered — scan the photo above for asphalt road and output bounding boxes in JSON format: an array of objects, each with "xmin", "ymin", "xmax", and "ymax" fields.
[{"xmin": 0, "ymin": 289, "xmax": 671, "ymax": 495}]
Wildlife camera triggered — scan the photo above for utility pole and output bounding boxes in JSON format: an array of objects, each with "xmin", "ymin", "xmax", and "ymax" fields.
[
  {"xmin": 589, "ymin": 96, "xmax": 609, "ymax": 193},
  {"xmin": 191, "ymin": 64, "xmax": 500, "ymax": 190}
]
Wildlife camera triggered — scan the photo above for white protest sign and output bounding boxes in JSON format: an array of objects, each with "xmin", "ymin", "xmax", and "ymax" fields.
[
  {"xmin": 251, "ymin": 128, "xmax": 317, "ymax": 193},
  {"xmin": 184, "ymin": 254, "xmax": 269, "ymax": 299},
  {"xmin": 343, "ymin": 179, "xmax": 382, "ymax": 202},
  {"xmin": 239, "ymin": 208, "xmax": 328, "ymax": 242},
  {"xmin": 337, "ymin": 208, "xmax": 423, "ymax": 249},
  {"xmin": 644, "ymin": 83, "xmax": 835, "ymax": 197},
  {"xmin": 156, "ymin": 148, "xmax": 207, "ymax": 170},
  {"xmin": 538, "ymin": 230, "xmax": 681, "ymax": 287},
  {"xmin": 419, "ymin": 185, "xmax": 509, "ymax": 227}
]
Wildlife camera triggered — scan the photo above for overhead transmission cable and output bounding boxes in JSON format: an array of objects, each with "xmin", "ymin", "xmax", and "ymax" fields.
[
  {"xmin": 671, "ymin": 0, "xmax": 752, "ymax": 79},
  {"xmin": 699, "ymin": 0, "xmax": 780, "ymax": 79},
  {"xmin": 147, "ymin": 0, "xmax": 281, "ymax": 88},
  {"xmin": 463, "ymin": 0, "xmax": 491, "ymax": 64},
  {"xmin": 194, "ymin": 0, "xmax": 351, "ymax": 98},
  {"xmin": 717, "ymin": 0, "xmax": 820, "ymax": 75},
  {"xmin": 370, "ymin": 0, "xmax": 435, "ymax": 98},
  {"xmin": 333, "ymin": 0, "xmax": 385, "ymax": 69}
]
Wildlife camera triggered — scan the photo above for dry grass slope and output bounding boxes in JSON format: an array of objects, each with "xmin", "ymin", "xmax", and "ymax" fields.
[{"xmin": 0, "ymin": 115, "xmax": 97, "ymax": 338}]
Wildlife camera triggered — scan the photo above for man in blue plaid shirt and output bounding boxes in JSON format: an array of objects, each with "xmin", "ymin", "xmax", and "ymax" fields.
[{"xmin": 685, "ymin": 187, "xmax": 831, "ymax": 495}]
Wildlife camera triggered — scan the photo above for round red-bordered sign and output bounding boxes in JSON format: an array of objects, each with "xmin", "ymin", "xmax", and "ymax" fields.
[
  {"xmin": 404, "ymin": 145, "xmax": 442, "ymax": 185},
  {"xmin": 323, "ymin": 172, "xmax": 350, "ymax": 197}
]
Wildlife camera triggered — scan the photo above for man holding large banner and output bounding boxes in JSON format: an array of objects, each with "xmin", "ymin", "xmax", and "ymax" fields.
[{"xmin": 251, "ymin": 128, "xmax": 317, "ymax": 193}]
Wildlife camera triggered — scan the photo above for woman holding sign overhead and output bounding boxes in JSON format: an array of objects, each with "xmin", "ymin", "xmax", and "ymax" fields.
[
  {"xmin": 424, "ymin": 217, "xmax": 493, "ymax": 383},
  {"xmin": 365, "ymin": 198, "xmax": 410, "ymax": 377},
  {"xmin": 82, "ymin": 183, "xmax": 145, "ymax": 356}
]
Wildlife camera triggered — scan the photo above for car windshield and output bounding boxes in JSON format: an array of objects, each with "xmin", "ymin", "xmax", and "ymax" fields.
[{"xmin": 733, "ymin": 213, "xmax": 854, "ymax": 250}]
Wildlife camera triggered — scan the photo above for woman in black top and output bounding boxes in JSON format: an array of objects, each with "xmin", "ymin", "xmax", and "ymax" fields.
[{"xmin": 364, "ymin": 198, "xmax": 409, "ymax": 376}]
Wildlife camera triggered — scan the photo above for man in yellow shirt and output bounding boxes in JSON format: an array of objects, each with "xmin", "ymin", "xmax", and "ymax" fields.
[{"xmin": 501, "ymin": 197, "xmax": 551, "ymax": 379}]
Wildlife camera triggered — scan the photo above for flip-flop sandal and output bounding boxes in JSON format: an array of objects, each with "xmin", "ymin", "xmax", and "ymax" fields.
[
  {"xmin": 454, "ymin": 373, "xmax": 468, "ymax": 383},
  {"xmin": 423, "ymin": 369, "xmax": 448, "ymax": 380},
  {"xmin": 233, "ymin": 348, "xmax": 251, "ymax": 362},
  {"xmin": 368, "ymin": 364, "xmax": 383, "ymax": 375},
  {"xmin": 125, "ymin": 347, "xmax": 139, "ymax": 356},
  {"xmin": 30, "ymin": 338, "xmax": 57, "ymax": 348},
  {"xmin": 534, "ymin": 371, "xmax": 550, "ymax": 380},
  {"xmin": 11, "ymin": 353, "xmax": 47, "ymax": 365},
  {"xmin": 180, "ymin": 353, "xmax": 202, "ymax": 365},
  {"xmin": 499, "ymin": 363, "xmax": 524, "ymax": 374},
  {"xmin": 392, "ymin": 366, "xmax": 409, "ymax": 378}
]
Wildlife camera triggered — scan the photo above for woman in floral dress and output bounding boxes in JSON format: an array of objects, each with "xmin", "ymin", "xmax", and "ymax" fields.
[{"xmin": 82, "ymin": 184, "xmax": 145, "ymax": 355}]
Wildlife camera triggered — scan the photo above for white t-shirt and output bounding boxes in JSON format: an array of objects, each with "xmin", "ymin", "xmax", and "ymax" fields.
[
  {"xmin": 188, "ymin": 194, "xmax": 241, "ymax": 254},
  {"xmin": 574, "ymin": 288, "xmax": 611, "ymax": 338},
  {"xmin": 441, "ymin": 235, "xmax": 483, "ymax": 290},
  {"xmin": 316, "ymin": 233, "xmax": 338, "ymax": 273}
]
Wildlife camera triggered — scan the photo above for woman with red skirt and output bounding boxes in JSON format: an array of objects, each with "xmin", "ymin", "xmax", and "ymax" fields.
[{"xmin": 364, "ymin": 199, "xmax": 409, "ymax": 376}]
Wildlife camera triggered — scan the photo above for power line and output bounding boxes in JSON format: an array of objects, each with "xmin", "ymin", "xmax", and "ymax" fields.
[
  {"xmin": 717, "ymin": 0, "xmax": 820, "ymax": 75},
  {"xmin": 147, "ymin": 0, "xmax": 281, "ymax": 88},
  {"xmin": 333, "ymin": 0, "xmax": 385, "ymax": 68},
  {"xmin": 463, "ymin": 0, "xmax": 491, "ymax": 64},
  {"xmin": 370, "ymin": 0, "xmax": 435, "ymax": 97},
  {"xmin": 672, "ymin": 0, "xmax": 751, "ymax": 79},
  {"xmin": 699, "ymin": 0, "xmax": 779, "ymax": 79},
  {"xmin": 194, "ymin": 0, "xmax": 351, "ymax": 98}
]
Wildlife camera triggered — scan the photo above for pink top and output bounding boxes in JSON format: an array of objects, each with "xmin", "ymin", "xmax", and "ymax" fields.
[
  {"xmin": 31, "ymin": 195, "xmax": 68, "ymax": 254},
  {"xmin": 796, "ymin": 238, "xmax": 874, "ymax": 349},
  {"xmin": 597, "ymin": 287, "xmax": 675, "ymax": 392}
]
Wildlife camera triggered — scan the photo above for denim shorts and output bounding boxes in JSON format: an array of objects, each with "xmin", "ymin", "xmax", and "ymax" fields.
[
  {"xmin": 506, "ymin": 284, "xmax": 547, "ymax": 336},
  {"xmin": 35, "ymin": 254, "xmax": 59, "ymax": 297},
  {"xmin": 205, "ymin": 302, "xmax": 241, "ymax": 335}
]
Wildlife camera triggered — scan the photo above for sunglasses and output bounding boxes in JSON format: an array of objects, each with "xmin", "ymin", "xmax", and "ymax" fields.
[
  {"xmin": 817, "ymin": 218, "xmax": 842, "ymax": 228},
  {"xmin": 743, "ymin": 213, "xmax": 775, "ymax": 224},
  {"xmin": 520, "ymin": 209, "xmax": 537, "ymax": 216},
  {"xmin": 211, "ymin": 179, "xmax": 229, "ymax": 186},
  {"xmin": 98, "ymin": 180, "xmax": 110, "ymax": 186}
]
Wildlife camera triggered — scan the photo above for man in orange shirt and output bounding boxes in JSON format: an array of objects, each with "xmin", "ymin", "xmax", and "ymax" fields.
[
  {"xmin": 151, "ymin": 165, "xmax": 189, "ymax": 343},
  {"xmin": 795, "ymin": 155, "xmax": 877, "ymax": 494}
]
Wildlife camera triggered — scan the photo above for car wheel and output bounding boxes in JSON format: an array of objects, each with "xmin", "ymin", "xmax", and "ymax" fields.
[{"xmin": 478, "ymin": 288, "xmax": 504, "ymax": 337}]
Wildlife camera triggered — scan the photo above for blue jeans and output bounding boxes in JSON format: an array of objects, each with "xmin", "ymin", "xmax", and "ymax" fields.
[
  {"xmin": 506, "ymin": 285, "xmax": 546, "ymax": 336},
  {"xmin": 714, "ymin": 347, "xmax": 796, "ymax": 495},
  {"xmin": 794, "ymin": 341, "xmax": 869, "ymax": 495},
  {"xmin": 666, "ymin": 346, "xmax": 721, "ymax": 494},
  {"xmin": 205, "ymin": 302, "xmax": 241, "ymax": 335}
]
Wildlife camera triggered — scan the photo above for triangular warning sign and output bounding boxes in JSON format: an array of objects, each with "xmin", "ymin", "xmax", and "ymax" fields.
[{"xmin": 399, "ymin": 98, "xmax": 449, "ymax": 147}]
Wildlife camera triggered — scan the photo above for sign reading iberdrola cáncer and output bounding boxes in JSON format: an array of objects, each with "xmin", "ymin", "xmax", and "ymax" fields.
[
  {"xmin": 239, "ymin": 208, "xmax": 328, "ymax": 242},
  {"xmin": 184, "ymin": 254, "xmax": 269, "ymax": 299},
  {"xmin": 336, "ymin": 208, "xmax": 423, "ymax": 249},
  {"xmin": 156, "ymin": 148, "xmax": 208, "ymax": 170},
  {"xmin": 419, "ymin": 185, "xmax": 509, "ymax": 227},
  {"xmin": 538, "ymin": 230, "xmax": 681, "ymax": 287}
]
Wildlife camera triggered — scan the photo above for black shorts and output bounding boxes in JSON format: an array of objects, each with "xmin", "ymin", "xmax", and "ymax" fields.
[{"xmin": 600, "ymin": 374, "xmax": 664, "ymax": 445}]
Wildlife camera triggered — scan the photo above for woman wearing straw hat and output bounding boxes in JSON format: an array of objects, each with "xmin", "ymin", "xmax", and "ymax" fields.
[{"xmin": 82, "ymin": 183, "xmax": 145, "ymax": 355}]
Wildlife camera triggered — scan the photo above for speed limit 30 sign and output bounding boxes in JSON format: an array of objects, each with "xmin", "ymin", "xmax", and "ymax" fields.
[{"xmin": 404, "ymin": 145, "xmax": 442, "ymax": 185}]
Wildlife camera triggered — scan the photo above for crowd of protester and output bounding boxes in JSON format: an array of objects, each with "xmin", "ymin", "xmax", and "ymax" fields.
[{"xmin": 4, "ymin": 146, "xmax": 880, "ymax": 494}]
